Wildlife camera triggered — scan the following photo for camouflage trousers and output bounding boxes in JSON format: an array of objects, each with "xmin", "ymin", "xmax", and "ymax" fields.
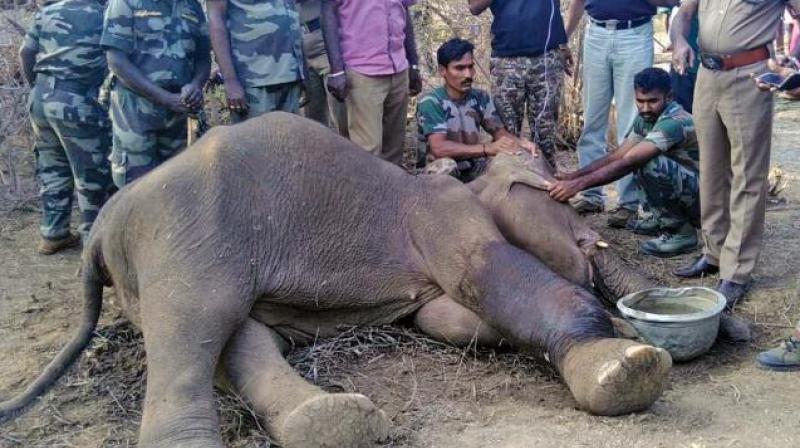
[
  {"xmin": 109, "ymin": 86, "xmax": 187, "ymax": 188},
  {"xmin": 634, "ymin": 155, "xmax": 700, "ymax": 230},
  {"xmin": 231, "ymin": 81, "xmax": 302, "ymax": 124},
  {"xmin": 491, "ymin": 49, "xmax": 564, "ymax": 168},
  {"xmin": 29, "ymin": 81, "xmax": 113, "ymax": 241}
]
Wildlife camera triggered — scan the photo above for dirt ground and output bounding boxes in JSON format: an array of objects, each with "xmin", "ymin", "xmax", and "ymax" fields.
[{"xmin": 1, "ymin": 98, "xmax": 800, "ymax": 448}]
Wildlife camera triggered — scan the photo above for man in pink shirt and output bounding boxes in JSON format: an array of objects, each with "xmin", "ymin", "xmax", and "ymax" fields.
[{"xmin": 321, "ymin": 0, "xmax": 422, "ymax": 165}]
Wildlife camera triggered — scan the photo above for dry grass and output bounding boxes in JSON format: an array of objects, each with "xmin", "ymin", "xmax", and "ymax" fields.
[
  {"xmin": 0, "ymin": 6, "xmax": 36, "ymax": 211},
  {"xmin": 1, "ymin": 319, "xmax": 551, "ymax": 447}
]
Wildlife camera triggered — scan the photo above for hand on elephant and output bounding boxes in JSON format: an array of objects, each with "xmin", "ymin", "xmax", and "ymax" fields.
[
  {"xmin": 517, "ymin": 138, "xmax": 540, "ymax": 157},
  {"xmin": 548, "ymin": 178, "xmax": 585, "ymax": 202},
  {"xmin": 327, "ymin": 72, "xmax": 349, "ymax": 102},
  {"xmin": 487, "ymin": 136, "xmax": 518, "ymax": 156}
]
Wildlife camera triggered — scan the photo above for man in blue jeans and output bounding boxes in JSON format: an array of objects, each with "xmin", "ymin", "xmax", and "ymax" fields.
[{"xmin": 564, "ymin": 0, "xmax": 679, "ymax": 228}]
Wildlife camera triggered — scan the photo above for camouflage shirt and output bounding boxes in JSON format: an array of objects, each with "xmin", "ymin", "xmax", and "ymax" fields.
[
  {"xmin": 417, "ymin": 86, "xmax": 504, "ymax": 149},
  {"xmin": 101, "ymin": 0, "xmax": 209, "ymax": 89},
  {"xmin": 627, "ymin": 101, "xmax": 699, "ymax": 171},
  {"xmin": 23, "ymin": 0, "xmax": 107, "ymax": 87},
  {"xmin": 225, "ymin": 0, "xmax": 304, "ymax": 88}
]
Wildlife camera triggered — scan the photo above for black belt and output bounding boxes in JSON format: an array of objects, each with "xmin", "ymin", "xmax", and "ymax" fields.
[
  {"xmin": 589, "ymin": 16, "xmax": 651, "ymax": 30},
  {"xmin": 304, "ymin": 17, "xmax": 321, "ymax": 33},
  {"xmin": 35, "ymin": 75, "xmax": 95, "ymax": 94}
]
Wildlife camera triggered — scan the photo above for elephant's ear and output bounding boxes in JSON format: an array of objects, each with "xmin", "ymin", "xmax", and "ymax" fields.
[
  {"xmin": 488, "ymin": 153, "xmax": 555, "ymax": 193},
  {"xmin": 507, "ymin": 170, "xmax": 552, "ymax": 192}
]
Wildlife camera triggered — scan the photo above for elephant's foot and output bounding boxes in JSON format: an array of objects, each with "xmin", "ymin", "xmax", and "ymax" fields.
[
  {"xmin": 278, "ymin": 393, "xmax": 390, "ymax": 448},
  {"xmin": 561, "ymin": 338, "xmax": 671, "ymax": 416}
]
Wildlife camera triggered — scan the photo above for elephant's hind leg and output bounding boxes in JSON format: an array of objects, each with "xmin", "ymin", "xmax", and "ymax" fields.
[
  {"xmin": 138, "ymin": 281, "xmax": 250, "ymax": 448},
  {"xmin": 414, "ymin": 295, "xmax": 505, "ymax": 347},
  {"xmin": 221, "ymin": 318, "xmax": 390, "ymax": 448}
]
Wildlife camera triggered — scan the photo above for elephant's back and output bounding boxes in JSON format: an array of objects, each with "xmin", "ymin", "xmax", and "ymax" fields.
[{"xmin": 110, "ymin": 113, "xmax": 431, "ymax": 301}]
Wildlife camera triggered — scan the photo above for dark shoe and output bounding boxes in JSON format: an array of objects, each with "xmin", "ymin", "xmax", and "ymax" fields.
[
  {"xmin": 716, "ymin": 279, "xmax": 749, "ymax": 309},
  {"xmin": 638, "ymin": 224, "xmax": 698, "ymax": 258},
  {"xmin": 626, "ymin": 215, "xmax": 661, "ymax": 236},
  {"xmin": 37, "ymin": 233, "xmax": 80, "ymax": 255},
  {"xmin": 717, "ymin": 312, "xmax": 752, "ymax": 342},
  {"xmin": 757, "ymin": 335, "xmax": 800, "ymax": 371},
  {"xmin": 672, "ymin": 255, "xmax": 719, "ymax": 278},
  {"xmin": 607, "ymin": 207, "xmax": 637, "ymax": 229},
  {"xmin": 570, "ymin": 197, "xmax": 603, "ymax": 214}
]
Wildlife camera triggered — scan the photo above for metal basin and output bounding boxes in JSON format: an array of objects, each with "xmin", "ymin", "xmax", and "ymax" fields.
[{"xmin": 617, "ymin": 287, "xmax": 727, "ymax": 362}]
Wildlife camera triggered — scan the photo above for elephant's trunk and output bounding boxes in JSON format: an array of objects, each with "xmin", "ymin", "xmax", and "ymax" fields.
[{"xmin": 590, "ymin": 249, "xmax": 656, "ymax": 304}]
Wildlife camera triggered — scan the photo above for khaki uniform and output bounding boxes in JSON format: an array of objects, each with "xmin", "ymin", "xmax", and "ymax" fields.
[
  {"xmin": 299, "ymin": 0, "xmax": 348, "ymax": 136},
  {"xmin": 694, "ymin": 0, "xmax": 800, "ymax": 283}
]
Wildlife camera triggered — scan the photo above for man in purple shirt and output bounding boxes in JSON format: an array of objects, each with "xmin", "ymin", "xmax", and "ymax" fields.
[{"xmin": 321, "ymin": 0, "xmax": 422, "ymax": 166}]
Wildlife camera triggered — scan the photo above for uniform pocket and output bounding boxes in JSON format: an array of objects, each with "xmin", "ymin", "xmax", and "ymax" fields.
[
  {"xmin": 134, "ymin": 12, "xmax": 167, "ymax": 53},
  {"xmin": 43, "ymin": 93, "xmax": 109, "ymax": 127},
  {"xmin": 110, "ymin": 150, "xmax": 128, "ymax": 187}
]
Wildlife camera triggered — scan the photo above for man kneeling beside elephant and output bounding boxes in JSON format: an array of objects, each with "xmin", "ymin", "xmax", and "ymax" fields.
[{"xmin": 2, "ymin": 113, "xmax": 675, "ymax": 447}]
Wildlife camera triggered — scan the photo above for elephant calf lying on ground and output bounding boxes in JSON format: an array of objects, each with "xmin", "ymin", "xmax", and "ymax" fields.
[{"xmin": 1, "ymin": 113, "xmax": 672, "ymax": 448}]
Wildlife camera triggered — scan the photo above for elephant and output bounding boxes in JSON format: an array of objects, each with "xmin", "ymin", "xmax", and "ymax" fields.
[{"xmin": 1, "ymin": 113, "xmax": 673, "ymax": 448}]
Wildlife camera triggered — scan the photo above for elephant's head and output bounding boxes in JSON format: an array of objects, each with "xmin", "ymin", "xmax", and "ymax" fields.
[{"xmin": 469, "ymin": 152, "xmax": 655, "ymax": 303}]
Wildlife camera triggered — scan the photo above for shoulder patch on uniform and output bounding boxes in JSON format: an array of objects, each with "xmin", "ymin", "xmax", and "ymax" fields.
[{"xmin": 134, "ymin": 10, "xmax": 163, "ymax": 18}]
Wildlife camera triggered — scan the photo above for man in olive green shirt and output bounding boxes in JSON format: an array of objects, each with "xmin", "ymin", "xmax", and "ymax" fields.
[{"xmin": 671, "ymin": 0, "xmax": 800, "ymax": 306}]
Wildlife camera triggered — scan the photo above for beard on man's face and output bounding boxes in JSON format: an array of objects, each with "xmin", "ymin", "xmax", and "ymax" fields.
[{"xmin": 640, "ymin": 112, "xmax": 658, "ymax": 122}]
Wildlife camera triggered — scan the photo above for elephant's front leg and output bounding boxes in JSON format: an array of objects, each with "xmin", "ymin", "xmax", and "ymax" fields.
[
  {"xmin": 471, "ymin": 244, "xmax": 672, "ymax": 416},
  {"xmin": 137, "ymin": 280, "xmax": 250, "ymax": 448},
  {"xmin": 220, "ymin": 318, "xmax": 390, "ymax": 448}
]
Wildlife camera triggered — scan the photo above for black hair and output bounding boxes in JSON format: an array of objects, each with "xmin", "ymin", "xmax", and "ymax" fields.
[
  {"xmin": 437, "ymin": 38, "xmax": 475, "ymax": 67},
  {"xmin": 634, "ymin": 67, "xmax": 672, "ymax": 95}
]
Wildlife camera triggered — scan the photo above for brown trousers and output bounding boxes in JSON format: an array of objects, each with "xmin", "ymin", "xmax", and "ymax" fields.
[
  {"xmin": 345, "ymin": 68, "xmax": 409, "ymax": 166},
  {"xmin": 693, "ymin": 61, "xmax": 773, "ymax": 284}
]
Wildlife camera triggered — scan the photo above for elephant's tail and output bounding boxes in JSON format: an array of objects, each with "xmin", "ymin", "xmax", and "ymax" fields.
[{"xmin": 0, "ymin": 241, "xmax": 105, "ymax": 423}]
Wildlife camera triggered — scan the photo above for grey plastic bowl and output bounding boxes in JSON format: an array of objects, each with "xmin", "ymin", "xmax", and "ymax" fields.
[{"xmin": 617, "ymin": 287, "xmax": 727, "ymax": 362}]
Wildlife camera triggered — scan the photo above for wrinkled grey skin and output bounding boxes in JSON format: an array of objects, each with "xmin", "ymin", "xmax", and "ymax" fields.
[
  {"xmin": 0, "ymin": 113, "xmax": 672, "ymax": 448},
  {"xmin": 470, "ymin": 152, "xmax": 653, "ymax": 303},
  {"xmin": 471, "ymin": 152, "xmax": 750, "ymax": 343}
]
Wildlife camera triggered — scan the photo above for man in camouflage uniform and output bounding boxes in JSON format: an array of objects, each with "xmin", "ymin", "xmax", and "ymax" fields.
[
  {"xmin": 549, "ymin": 68, "xmax": 700, "ymax": 258},
  {"xmin": 101, "ymin": 0, "xmax": 211, "ymax": 188},
  {"xmin": 19, "ymin": 0, "xmax": 114, "ymax": 254},
  {"xmin": 417, "ymin": 39, "xmax": 536, "ymax": 183},
  {"xmin": 468, "ymin": 0, "xmax": 573, "ymax": 169},
  {"xmin": 207, "ymin": 0, "xmax": 304, "ymax": 122},
  {"xmin": 299, "ymin": 0, "xmax": 347, "ymax": 136}
]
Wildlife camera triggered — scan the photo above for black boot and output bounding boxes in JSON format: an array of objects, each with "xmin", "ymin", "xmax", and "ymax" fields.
[
  {"xmin": 717, "ymin": 280, "xmax": 749, "ymax": 309},
  {"xmin": 672, "ymin": 256, "xmax": 718, "ymax": 278}
]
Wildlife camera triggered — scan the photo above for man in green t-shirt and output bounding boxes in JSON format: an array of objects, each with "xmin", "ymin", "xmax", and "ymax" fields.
[
  {"xmin": 548, "ymin": 67, "xmax": 700, "ymax": 258},
  {"xmin": 416, "ymin": 38, "xmax": 537, "ymax": 183}
]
